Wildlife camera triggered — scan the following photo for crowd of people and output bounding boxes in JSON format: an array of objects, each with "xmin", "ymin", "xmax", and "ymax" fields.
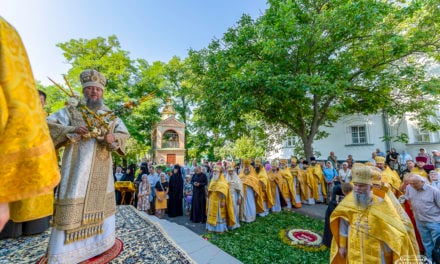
[
  {"xmin": 116, "ymin": 147, "xmax": 440, "ymax": 263},
  {"xmin": 3, "ymin": 14, "xmax": 438, "ymax": 263}
]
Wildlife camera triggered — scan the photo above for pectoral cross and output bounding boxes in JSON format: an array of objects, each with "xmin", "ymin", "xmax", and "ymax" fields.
[{"xmin": 354, "ymin": 216, "xmax": 370, "ymax": 236}]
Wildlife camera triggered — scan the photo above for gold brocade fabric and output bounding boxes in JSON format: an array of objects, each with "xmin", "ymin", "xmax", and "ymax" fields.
[
  {"xmin": 114, "ymin": 181, "xmax": 136, "ymax": 192},
  {"xmin": 256, "ymin": 167, "xmax": 274, "ymax": 209},
  {"xmin": 9, "ymin": 192, "xmax": 53, "ymax": 222},
  {"xmin": 306, "ymin": 165, "xmax": 327, "ymax": 200},
  {"xmin": 0, "ymin": 18, "xmax": 60, "ymax": 209},
  {"xmin": 410, "ymin": 167, "xmax": 428, "ymax": 181},
  {"xmin": 207, "ymin": 174, "xmax": 235, "ymax": 227},
  {"xmin": 267, "ymin": 170, "xmax": 288, "ymax": 202},
  {"xmin": 239, "ymin": 167, "xmax": 264, "ymax": 213},
  {"xmin": 298, "ymin": 168, "xmax": 308, "ymax": 201},
  {"xmin": 330, "ymin": 193, "xmax": 419, "ymax": 264},
  {"xmin": 290, "ymin": 166, "xmax": 306, "ymax": 200},
  {"xmin": 280, "ymin": 168, "xmax": 297, "ymax": 203},
  {"xmin": 381, "ymin": 167, "xmax": 402, "ymax": 196},
  {"xmin": 47, "ymin": 95, "xmax": 129, "ymax": 247}
]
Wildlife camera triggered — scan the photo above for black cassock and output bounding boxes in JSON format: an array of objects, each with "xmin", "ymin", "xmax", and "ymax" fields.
[
  {"xmin": 322, "ymin": 185, "xmax": 344, "ymax": 247},
  {"xmin": 167, "ymin": 173, "xmax": 184, "ymax": 217},
  {"xmin": 190, "ymin": 172, "xmax": 207, "ymax": 223}
]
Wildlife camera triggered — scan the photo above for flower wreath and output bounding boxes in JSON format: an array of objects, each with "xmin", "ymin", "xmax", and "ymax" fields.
[{"xmin": 279, "ymin": 228, "xmax": 326, "ymax": 252}]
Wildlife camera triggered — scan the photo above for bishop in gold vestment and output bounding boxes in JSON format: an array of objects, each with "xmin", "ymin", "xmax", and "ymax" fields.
[
  {"xmin": 330, "ymin": 165, "xmax": 419, "ymax": 264},
  {"xmin": 46, "ymin": 69, "xmax": 129, "ymax": 263},
  {"xmin": 0, "ymin": 16, "xmax": 60, "ymax": 232}
]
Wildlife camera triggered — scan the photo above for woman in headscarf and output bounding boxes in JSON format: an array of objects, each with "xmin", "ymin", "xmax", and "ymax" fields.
[
  {"xmin": 167, "ymin": 164, "xmax": 184, "ymax": 217},
  {"xmin": 155, "ymin": 173, "xmax": 168, "ymax": 219},
  {"xmin": 323, "ymin": 161, "xmax": 338, "ymax": 204},
  {"xmin": 137, "ymin": 175, "xmax": 150, "ymax": 212}
]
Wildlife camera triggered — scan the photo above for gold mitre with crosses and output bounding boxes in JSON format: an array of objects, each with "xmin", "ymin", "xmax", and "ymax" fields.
[
  {"xmin": 351, "ymin": 163, "xmax": 373, "ymax": 185},
  {"xmin": 291, "ymin": 157, "xmax": 298, "ymax": 163},
  {"xmin": 368, "ymin": 166, "xmax": 383, "ymax": 185},
  {"xmin": 271, "ymin": 159, "xmax": 278, "ymax": 167},
  {"xmin": 375, "ymin": 156, "xmax": 386, "ymax": 164},
  {"xmin": 255, "ymin": 158, "xmax": 262, "ymax": 166},
  {"xmin": 80, "ymin": 69, "xmax": 106, "ymax": 90},
  {"xmin": 213, "ymin": 164, "xmax": 222, "ymax": 172},
  {"xmin": 226, "ymin": 163, "xmax": 235, "ymax": 171},
  {"xmin": 279, "ymin": 159, "xmax": 287, "ymax": 165}
]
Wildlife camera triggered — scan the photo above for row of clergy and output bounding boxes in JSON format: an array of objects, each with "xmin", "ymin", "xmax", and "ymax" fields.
[
  {"xmin": 205, "ymin": 157, "xmax": 327, "ymax": 232},
  {"xmin": 205, "ymin": 155, "xmax": 405, "ymax": 231}
]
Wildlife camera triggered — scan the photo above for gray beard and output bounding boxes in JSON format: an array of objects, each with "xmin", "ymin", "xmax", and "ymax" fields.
[
  {"xmin": 354, "ymin": 192, "xmax": 371, "ymax": 209},
  {"xmin": 86, "ymin": 97, "xmax": 103, "ymax": 110}
]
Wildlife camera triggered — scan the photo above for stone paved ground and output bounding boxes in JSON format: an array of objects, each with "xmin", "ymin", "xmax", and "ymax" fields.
[{"xmin": 163, "ymin": 213, "xmax": 207, "ymax": 235}]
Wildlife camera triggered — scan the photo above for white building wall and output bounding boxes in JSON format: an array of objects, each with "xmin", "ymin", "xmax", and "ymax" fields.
[
  {"xmin": 311, "ymin": 114, "xmax": 386, "ymax": 162},
  {"xmin": 267, "ymin": 112, "xmax": 440, "ymax": 162}
]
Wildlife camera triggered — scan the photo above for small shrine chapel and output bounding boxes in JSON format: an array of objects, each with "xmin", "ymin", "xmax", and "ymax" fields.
[{"xmin": 151, "ymin": 100, "xmax": 185, "ymax": 165}]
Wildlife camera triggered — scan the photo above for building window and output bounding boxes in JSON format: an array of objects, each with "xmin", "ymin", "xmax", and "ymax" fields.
[
  {"xmin": 162, "ymin": 130, "xmax": 179, "ymax": 148},
  {"xmin": 414, "ymin": 128, "xmax": 431, "ymax": 143},
  {"xmin": 284, "ymin": 136, "xmax": 294, "ymax": 148},
  {"xmin": 351, "ymin": 125, "xmax": 367, "ymax": 144}
]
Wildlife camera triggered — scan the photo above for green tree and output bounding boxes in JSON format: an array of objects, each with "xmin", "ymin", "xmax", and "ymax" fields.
[
  {"xmin": 190, "ymin": 0, "xmax": 440, "ymax": 159},
  {"xmin": 54, "ymin": 36, "xmax": 163, "ymax": 160},
  {"xmin": 233, "ymin": 135, "xmax": 265, "ymax": 159},
  {"xmin": 37, "ymin": 82, "xmax": 65, "ymax": 115}
]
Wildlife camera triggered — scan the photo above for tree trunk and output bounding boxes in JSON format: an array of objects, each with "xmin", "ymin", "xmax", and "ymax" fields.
[{"xmin": 302, "ymin": 138, "xmax": 314, "ymax": 161}]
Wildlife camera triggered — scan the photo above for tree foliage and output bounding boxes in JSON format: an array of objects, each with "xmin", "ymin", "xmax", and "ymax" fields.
[
  {"xmin": 45, "ymin": 36, "xmax": 165, "ymax": 162},
  {"xmin": 233, "ymin": 135, "xmax": 265, "ymax": 159},
  {"xmin": 189, "ymin": 0, "xmax": 440, "ymax": 159}
]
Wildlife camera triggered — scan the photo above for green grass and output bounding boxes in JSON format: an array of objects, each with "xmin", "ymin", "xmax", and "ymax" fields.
[{"xmin": 206, "ymin": 211, "xmax": 330, "ymax": 264}]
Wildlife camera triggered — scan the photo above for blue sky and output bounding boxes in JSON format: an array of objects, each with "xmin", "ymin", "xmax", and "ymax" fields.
[{"xmin": 1, "ymin": 0, "xmax": 267, "ymax": 85}]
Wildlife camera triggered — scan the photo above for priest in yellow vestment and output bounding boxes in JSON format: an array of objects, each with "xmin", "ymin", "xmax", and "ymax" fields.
[
  {"xmin": 206, "ymin": 165, "xmax": 235, "ymax": 232},
  {"xmin": 330, "ymin": 165, "xmax": 419, "ymax": 263},
  {"xmin": 0, "ymin": 16, "xmax": 60, "ymax": 232},
  {"xmin": 239, "ymin": 159, "xmax": 264, "ymax": 222},
  {"xmin": 290, "ymin": 157, "xmax": 303, "ymax": 208},
  {"xmin": 279, "ymin": 159, "xmax": 300, "ymax": 209},
  {"xmin": 375, "ymin": 156, "xmax": 402, "ymax": 197},
  {"xmin": 267, "ymin": 160, "xmax": 285, "ymax": 213},
  {"xmin": 305, "ymin": 157, "xmax": 326, "ymax": 204},
  {"xmin": 255, "ymin": 159, "xmax": 274, "ymax": 216}
]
